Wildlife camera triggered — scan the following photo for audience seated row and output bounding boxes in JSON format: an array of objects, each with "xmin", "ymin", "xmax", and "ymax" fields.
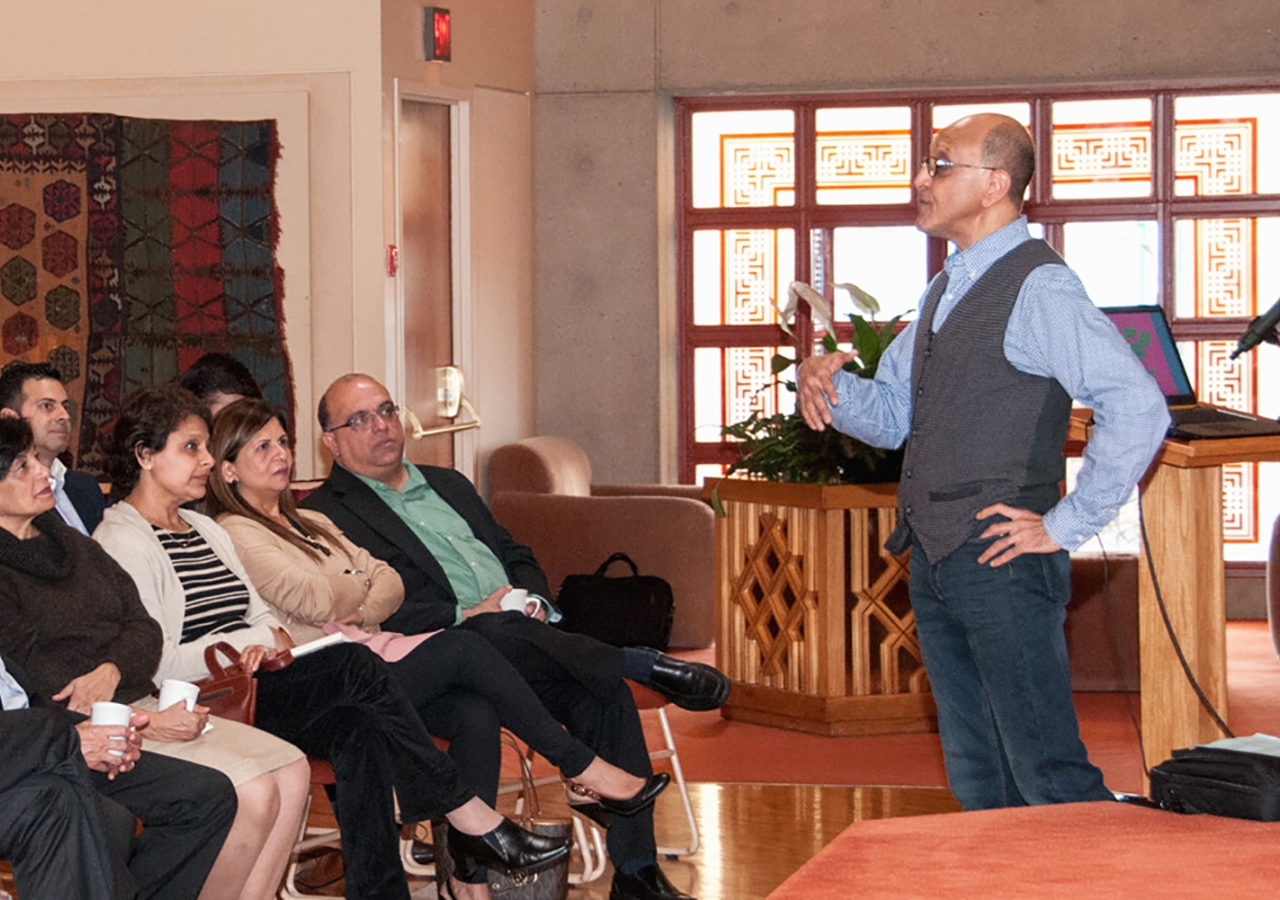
[{"xmin": 0, "ymin": 359, "xmax": 729, "ymax": 900}]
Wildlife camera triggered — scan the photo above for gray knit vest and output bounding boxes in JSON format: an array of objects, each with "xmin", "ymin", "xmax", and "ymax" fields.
[{"xmin": 885, "ymin": 239, "xmax": 1071, "ymax": 564}]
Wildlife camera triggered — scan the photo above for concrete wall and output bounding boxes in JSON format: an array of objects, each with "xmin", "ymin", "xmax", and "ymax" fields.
[{"xmin": 533, "ymin": 0, "xmax": 1280, "ymax": 482}]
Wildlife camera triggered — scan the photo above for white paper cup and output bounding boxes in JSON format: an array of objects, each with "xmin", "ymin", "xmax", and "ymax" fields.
[
  {"xmin": 499, "ymin": 588, "xmax": 529, "ymax": 613},
  {"xmin": 158, "ymin": 679, "xmax": 200, "ymax": 712},
  {"xmin": 90, "ymin": 701, "xmax": 133, "ymax": 756}
]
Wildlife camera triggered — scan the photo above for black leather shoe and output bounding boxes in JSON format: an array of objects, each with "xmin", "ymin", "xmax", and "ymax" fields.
[
  {"xmin": 447, "ymin": 817, "xmax": 570, "ymax": 875},
  {"xmin": 595, "ymin": 772, "xmax": 670, "ymax": 816},
  {"xmin": 645, "ymin": 655, "xmax": 731, "ymax": 711},
  {"xmin": 610, "ymin": 863, "xmax": 695, "ymax": 900}
]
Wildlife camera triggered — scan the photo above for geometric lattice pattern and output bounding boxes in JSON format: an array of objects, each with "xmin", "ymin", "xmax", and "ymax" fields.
[
  {"xmin": 1196, "ymin": 340, "xmax": 1258, "ymax": 543},
  {"xmin": 724, "ymin": 346, "xmax": 788, "ymax": 429},
  {"xmin": 1221, "ymin": 462, "xmax": 1257, "ymax": 543},
  {"xmin": 1176, "ymin": 120, "xmax": 1255, "ymax": 196},
  {"xmin": 722, "ymin": 498, "xmax": 926, "ymax": 697},
  {"xmin": 1191, "ymin": 218, "xmax": 1254, "ymax": 318},
  {"xmin": 729, "ymin": 511, "xmax": 816, "ymax": 684},
  {"xmin": 815, "ymin": 131, "xmax": 912, "ymax": 192},
  {"xmin": 722, "ymin": 229, "xmax": 781, "ymax": 325},
  {"xmin": 847, "ymin": 507, "xmax": 926, "ymax": 695},
  {"xmin": 721, "ymin": 135, "xmax": 793, "ymax": 207},
  {"xmin": 1052, "ymin": 123, "xmax": 1151, "ymax": 187},
  {"xmin": 0, "ymin": 113, "xmax": 293, "ymax": 476}
]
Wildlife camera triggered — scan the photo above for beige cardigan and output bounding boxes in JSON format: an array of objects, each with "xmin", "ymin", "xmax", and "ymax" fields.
[
  {"xmin": 94, "ymin": 502, "xmax": 282, "ymax": 685},
  {"xmin": 218, "ymin": 511, "xmax": 404, "ymax": 644}
]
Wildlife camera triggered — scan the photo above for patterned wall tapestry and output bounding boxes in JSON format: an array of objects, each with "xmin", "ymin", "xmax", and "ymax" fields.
[{"xmin": 0, "ymin": 114, "xmax": 292, "ymax": 476}]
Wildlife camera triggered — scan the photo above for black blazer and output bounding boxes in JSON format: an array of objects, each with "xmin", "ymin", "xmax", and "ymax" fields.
[
  {"xmin": 63, "ymin": 469, "xmax": 107, "ymax": 534},
  {"xmin": 0, "ymin": 653, "xmax": 83, "ymax": 792},
  {"xmin": 302, "ymin": 464, "xmax": 554, "ymax": 635}
]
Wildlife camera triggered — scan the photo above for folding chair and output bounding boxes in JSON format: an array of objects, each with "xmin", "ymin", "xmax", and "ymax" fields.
[{"xmin": 278, "ymin": 758, "xmax": 435, "ymax": 899}]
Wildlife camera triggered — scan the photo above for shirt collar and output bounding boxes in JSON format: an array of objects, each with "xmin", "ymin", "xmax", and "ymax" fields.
[
  {"xmin": 944, "ymin": 215, "xmax": 1032, "ymax": 283},
  {"xmin": 49, "ymin": 457, "xmax": 67, "ymax": 491},
  {"xmin": 350, "ymin": 460, "xmax": 427, "ymax": 497}
]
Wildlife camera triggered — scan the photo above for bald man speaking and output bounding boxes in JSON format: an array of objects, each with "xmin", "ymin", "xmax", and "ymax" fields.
[{"xmin": 799, "ymin": 114, "xmax": 1168, "ymax": 810}]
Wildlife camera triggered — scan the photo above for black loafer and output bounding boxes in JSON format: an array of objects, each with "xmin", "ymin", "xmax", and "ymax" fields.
[
  {"xmin": 596, "ymin": 772, "xmax": 669, "ymax": 817},
  {"xmin": 609, "ymin": 863, "xmax": 695, "ymax": 900},
  {"xmin": 645, "ymin": 655, "xmax": 731, "ymax": 711}
]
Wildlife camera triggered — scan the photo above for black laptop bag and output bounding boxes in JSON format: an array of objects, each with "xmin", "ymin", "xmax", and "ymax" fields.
[
  {"xmin": 556, "ymin": 552, "xmax": 675, "ymax": 651},
  {"xmin": 1149, "ymin": 745, "xmax": 1280, "ymax": 821}
]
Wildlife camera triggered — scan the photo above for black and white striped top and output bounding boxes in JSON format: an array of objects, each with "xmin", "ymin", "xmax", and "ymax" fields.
[{"xmin": 153, "ymin": 526, "xmax": 252, "ymax": 643}]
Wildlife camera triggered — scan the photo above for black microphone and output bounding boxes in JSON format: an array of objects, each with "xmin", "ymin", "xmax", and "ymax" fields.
[{"xmin": 1230, "ymin": 295, "xmax": 1280, "ymax": 359}]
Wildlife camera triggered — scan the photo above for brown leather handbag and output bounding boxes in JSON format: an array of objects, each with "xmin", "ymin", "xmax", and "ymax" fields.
[{"xmin": 194, "ymin": 642, "xmax": 292, "ymax": 725}]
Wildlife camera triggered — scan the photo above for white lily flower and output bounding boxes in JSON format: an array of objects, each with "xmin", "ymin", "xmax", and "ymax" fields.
[{"xmin": 832, "ymin": 282, "xmax": 881, "ymax": 317}]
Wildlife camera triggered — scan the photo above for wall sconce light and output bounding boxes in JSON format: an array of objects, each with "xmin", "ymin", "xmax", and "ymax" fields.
[{"xmin": 424, "ymin": 7, "xmax": 451, "ymax": 62}]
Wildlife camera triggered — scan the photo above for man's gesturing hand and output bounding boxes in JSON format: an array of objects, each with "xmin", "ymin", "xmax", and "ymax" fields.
[
  {"xmin": 975, "ymin": 504, "xmax": 1062, "ymax": 566},
  {"xmin": 796, "ymin": 352, "xmax": 853, "ymax": 431}
]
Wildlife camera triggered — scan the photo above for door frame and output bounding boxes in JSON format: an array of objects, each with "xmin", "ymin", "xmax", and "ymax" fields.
[{"xmin": 392, "ymin": 79, "xmax": 476, "ymax": 481}]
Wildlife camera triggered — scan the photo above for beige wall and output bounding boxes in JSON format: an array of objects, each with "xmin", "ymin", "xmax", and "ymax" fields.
[
  {"xmin": 0, "ymin": 0, "xmax": 538, "ymax": 481},
  {"xmin": 534, "ymin": 0, "xmax": 1280, "ymax": 482}
]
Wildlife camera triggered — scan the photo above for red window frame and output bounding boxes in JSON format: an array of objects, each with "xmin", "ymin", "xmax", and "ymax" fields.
[{"xmin": 676, "ymin": 85, "xmax": 1280, "ymax": 485}]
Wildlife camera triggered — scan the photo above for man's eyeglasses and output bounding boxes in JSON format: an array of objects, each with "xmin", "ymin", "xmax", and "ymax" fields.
[
  {"xmin": 920, "ymin": 157, "xmax": 999, "ymax": 178},
  {"xmin": 325, "ymin": 401, "xmax": 400, "ymax": 433}
]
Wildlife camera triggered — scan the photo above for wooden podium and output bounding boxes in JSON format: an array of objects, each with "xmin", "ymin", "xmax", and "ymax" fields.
[{"xmin": 1070, "ymin": 410, "xmax": 1280, "ymax": 779}]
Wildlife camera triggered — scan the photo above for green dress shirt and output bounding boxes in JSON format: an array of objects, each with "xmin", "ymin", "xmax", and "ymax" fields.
[{"xmin": 355, "ymin": 462, "xmax": 510, "ymax": 624}]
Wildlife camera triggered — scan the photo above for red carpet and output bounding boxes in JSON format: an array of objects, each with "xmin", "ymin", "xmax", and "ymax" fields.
[
  {"xmin": 643, "ymin": 621, "xmax": 1280, "ymax": 794},
  {"xmin": 768, "ymin": 800, "xmax": 1280, "ymax": 899}
]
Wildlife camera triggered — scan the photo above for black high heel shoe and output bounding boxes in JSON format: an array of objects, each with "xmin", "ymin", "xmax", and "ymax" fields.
[
  {"xmin": 447, "ymin": 817, "xmax": 570, "ymax": 876},
  {"xmin": 569, "ymin": 772, "xmax": 670, "ymax": 817}
]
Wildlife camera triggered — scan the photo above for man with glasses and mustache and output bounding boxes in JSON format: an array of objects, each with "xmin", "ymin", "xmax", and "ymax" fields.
[
  {"xmin": 798, "ymin": 113, "xmax": 1168, "ymax": 811},
  {"xmin": 304, "ymin": 373, "xmax": 728, "ymax": 900}
]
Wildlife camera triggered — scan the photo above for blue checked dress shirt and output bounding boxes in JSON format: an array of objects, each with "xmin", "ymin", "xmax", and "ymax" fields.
[
  {"xmin": 0, "ymin": 657, "xmax": 30, "ymax": 711},
  {"xmin": 826, "ymin": 216, "xmax": 1170, "ymax": 551}
]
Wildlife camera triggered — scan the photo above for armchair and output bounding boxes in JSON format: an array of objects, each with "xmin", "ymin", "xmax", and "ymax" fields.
[{"xmin": 487, "ymin": 437, "xmax": 715, "ymax": 649}]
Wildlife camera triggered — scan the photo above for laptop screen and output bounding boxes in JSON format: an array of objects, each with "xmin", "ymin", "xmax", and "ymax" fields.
[{"xmin": 1101, "ymin": 305, "xmax": 1197, "ymax": 406}]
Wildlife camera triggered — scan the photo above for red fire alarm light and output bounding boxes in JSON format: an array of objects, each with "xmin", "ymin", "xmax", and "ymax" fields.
[{"xmin": 425, "ymin": 7, "xmax": 451, "ymax": 62}]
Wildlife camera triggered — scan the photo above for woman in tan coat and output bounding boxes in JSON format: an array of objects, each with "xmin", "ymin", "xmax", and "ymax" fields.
[{"xmin": 207, "ymin": 399, "xmax": 668, "ymax": 893}]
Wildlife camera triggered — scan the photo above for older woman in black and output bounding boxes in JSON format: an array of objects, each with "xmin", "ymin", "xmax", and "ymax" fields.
[{"xmin": 94, "ymin": 385, "xmax": 568, "ymax": 900}]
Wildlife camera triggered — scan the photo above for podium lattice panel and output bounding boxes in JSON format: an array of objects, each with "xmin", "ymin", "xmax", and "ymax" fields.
[
  {"xmin": 724, "ymin": 503, "xmax": 819, "ymax": 692},
  {"xmin": 719, "ymin": 496, "xmax": 926, "ymax": 699},
  {"xmin": 847, "ymin": 508, "xmax": 928, "ymax": 695}
]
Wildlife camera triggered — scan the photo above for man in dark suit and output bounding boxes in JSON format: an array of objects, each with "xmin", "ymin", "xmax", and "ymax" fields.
[
  {"xmin": 0, "ymin": 654, "xmax": 236, "ymax": 900},
  {"xmin": 0, "ymin": 363, "xmax": 106, "ymax": 533},
  {"xmin": 304, "ymin": 373, "xmax": 727, "ymax": 900}
]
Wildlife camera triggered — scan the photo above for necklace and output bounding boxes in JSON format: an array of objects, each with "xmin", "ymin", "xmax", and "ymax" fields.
[{"xmin": 284, "ymin": 513, "xmax": 331, "ymax": 556}]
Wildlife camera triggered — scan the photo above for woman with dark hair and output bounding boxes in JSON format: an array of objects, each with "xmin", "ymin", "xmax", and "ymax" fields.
[
  {"xmin": 94, "ymin": 384, "xmax": 569, "ymax": 900},
  {"xmin": 205, "ymin": 399, "xmax": 667, "ymax": 862},
  {"xmin": 179, "ymin": 352, "xmax": 263, "ymax": 416},
  {"xmin": 0, "ymin": 415, "xmax": 302, "ymax": 900}
]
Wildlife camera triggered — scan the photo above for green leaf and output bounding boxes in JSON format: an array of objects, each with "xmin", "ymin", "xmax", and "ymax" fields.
[
  {"xmin": 771, "ymin": 353, "xmax": 795, "ymax": 375},
  {"xmin": 822, "ymin": 333, "xmax": 838, "ymax": 353},
  {"xmin": 709, "ymin": 486, "xmax": 726, "ymax": 518}
]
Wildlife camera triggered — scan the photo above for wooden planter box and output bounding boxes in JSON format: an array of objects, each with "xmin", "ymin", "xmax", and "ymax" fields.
[{"xmin": 706, "ymin": 478, "xmax": 936, "ymax": 737}]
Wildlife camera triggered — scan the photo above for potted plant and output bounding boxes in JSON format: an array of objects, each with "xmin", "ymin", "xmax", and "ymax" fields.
[
  {"xmin": 715, "ymin": 282, "xmax": 905, "ymax": 503},
  {"xmin": 707, "ymin": 283, "xmax": 934, "ymax": 738}
]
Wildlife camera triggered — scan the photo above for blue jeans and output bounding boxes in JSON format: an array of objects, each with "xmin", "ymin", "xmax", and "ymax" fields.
[{"xmin": 909, "ymin": 523, "xmax": 1112, "ymax": 810}]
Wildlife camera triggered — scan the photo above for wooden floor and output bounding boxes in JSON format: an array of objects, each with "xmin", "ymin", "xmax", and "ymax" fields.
[
  {"xmin": 0, "ymin": 782, "xmax": 957, "ymax": 900},
  {"xmin": 404, "ymin": 782, "xmax": 961, "ymax": 899}
]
